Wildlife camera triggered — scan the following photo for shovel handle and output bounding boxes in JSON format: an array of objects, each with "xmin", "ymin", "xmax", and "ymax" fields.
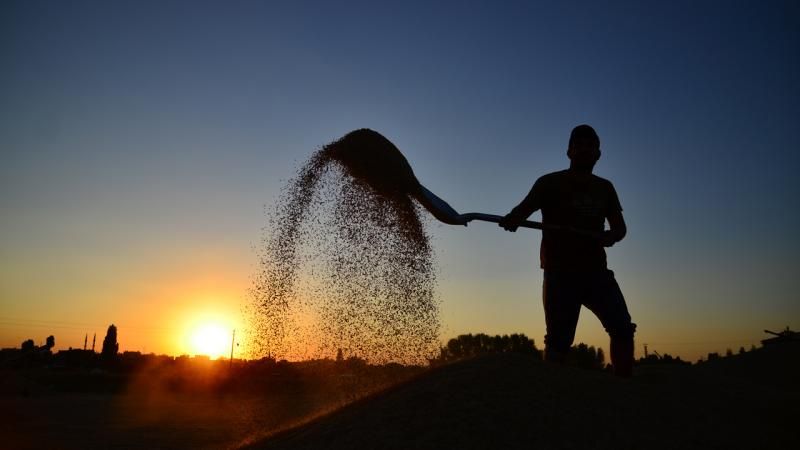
[{"xmin": 458, "ymin": 213, "xmax": 602, "ymax": 239}]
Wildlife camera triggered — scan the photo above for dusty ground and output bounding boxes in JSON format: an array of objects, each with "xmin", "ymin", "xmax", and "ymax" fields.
[
  {"xmin": 2, "ymin": 344, "xmax": 797, "ymax": 449},
  {"xmin": 248, "ymin": 344, "xmax": 799, "ymax": 450},
  {"xmin": 1, "ymin": 385, "xmax": 347, "ymax": 450},
  {"xmin": 0, "ymin": 364, "xmax": 398, "ymax": 450}
]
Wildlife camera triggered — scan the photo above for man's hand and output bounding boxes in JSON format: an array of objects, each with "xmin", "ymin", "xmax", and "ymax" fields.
[
  {"xmin": 599, "ymin": 230, "xmax": 620, "ymax": 247},
  {"xmin": 498, "ymin": 213, "xmax": 521, "ymax": 232},
  {"xmin": 602, "ymin": 210, "xmax": 627, "ymax": 247}
]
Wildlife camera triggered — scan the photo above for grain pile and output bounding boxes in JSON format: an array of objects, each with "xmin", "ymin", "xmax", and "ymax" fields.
[{"xmin": 248, "ymin": 129, "xmax": 439, "ymax": 364}]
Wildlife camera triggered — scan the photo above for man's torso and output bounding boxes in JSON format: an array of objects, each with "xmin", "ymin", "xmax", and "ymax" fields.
[{"xmin": 536, "ymin": 170, "xmax": 621, "ymax": 271}]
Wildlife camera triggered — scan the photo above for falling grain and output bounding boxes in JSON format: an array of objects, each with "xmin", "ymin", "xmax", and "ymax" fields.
[{"xmin": 248, "ymin": 130, "xmax": 440, "ymax": 364}]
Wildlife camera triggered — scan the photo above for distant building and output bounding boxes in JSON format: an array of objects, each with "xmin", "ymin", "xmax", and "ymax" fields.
[{"xmin": 53, "ymin": 349, "xmax": 96, "ymax": 368}]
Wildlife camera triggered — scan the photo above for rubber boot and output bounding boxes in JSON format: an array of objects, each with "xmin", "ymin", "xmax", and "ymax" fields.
[{"xmin": 610, "ymin": 337, "xmax": 634, "ymax": 377}]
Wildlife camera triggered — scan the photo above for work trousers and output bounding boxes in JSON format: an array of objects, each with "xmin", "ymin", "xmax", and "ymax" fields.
[{"xmin": 542, "ymin": 269, "xmax": 636, "ymax": 362}]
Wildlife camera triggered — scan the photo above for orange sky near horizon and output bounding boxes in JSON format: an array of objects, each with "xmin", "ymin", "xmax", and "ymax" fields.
[
  {"xmin": 0, "ymin": 245, "xmax": 249, "ymax": 358},
  {"xmin": 0, "ymin": 240, "xmax": 770, "ymax": 363}
]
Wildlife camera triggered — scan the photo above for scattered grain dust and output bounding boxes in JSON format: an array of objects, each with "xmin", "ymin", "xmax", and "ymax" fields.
[{"xmin": 247, "ymin": 130, "xmax": 440, "ymax": 364}]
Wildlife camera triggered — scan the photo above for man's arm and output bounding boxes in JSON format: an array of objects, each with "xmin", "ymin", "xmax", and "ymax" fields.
[
  {"xmin": 499, "ymin": 181, "xmax": 541, "ymax": 232},
  {"xmin": 601, "ymin": 180, "xmax": 626, "ymax": 246},
  {"xmin": 601, "ymin": 209, "xmax": 627, "ymax": 247}
]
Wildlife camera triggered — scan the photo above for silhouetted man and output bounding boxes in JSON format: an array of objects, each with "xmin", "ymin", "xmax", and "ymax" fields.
[{"xmin": 499, "ymin": 125, "xmax": 636, "ymax": 377}]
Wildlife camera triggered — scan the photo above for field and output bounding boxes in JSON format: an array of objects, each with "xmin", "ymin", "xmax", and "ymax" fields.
[
  {"xmin": 1, "ymin": 358, "xmax": 419, "ymax": 450},
  {"xmin": 2, "ymin": 343, "xmax": 798, "ymax": 450},
  {"xmin": 250, "ymin": 344, "xmax": 799, "ymax": 450}
]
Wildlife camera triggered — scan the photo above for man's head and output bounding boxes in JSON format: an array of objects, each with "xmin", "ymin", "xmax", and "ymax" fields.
[{"xmin": 567, "ymin": 124, "xmax": 600, "ymax": 171}]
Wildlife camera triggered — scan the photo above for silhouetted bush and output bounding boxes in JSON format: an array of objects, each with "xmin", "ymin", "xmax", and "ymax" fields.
[
  {"xmin": 434, "ymin": 333, "xmax": 542, "ymax": 364},
  {"xmin": 566, "ymin": 343, "xmax": 605, "ymax": 370},
  {"xmin": 45, "ymin": 335, "xmax": 55, "ymax": 350},
  {"xmin": 638, "ymin": 351, "xmax": 691, "ymax": 366},
  {"xmin": 21, "ymin": 339, "xmax": 35, "ymax": 352}
]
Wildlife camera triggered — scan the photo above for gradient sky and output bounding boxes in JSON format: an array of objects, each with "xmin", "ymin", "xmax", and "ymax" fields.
[{"xmin": 2, "ymin": 1, "xmax": 798, "ymax": 361}]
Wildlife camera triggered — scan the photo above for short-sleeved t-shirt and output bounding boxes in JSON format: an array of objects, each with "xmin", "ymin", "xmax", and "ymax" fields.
[{"xmin": 509, "ymin": 170, "xmax": 622, "ymax": 271}]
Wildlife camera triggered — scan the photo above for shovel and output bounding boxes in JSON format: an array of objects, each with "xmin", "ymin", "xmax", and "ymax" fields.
[
  {"xmin": 327, "ymin": 129, "xmax": 600, "ymax": 238},
  {"xmin": 416, "ymin": 185, "xmax": 601, "ymax": 238}
]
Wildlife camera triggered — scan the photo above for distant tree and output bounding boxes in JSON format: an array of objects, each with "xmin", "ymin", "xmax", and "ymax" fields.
[
  {"xmin": 336, "ymin": 348, "xmax": 344, "ymax": 362},
  {"xmin": 436, "ymin": 333, "xmax": 541, "ymax": 363},
  {"xmin": 567, "ymin": 343, "xmax": 605, "ymax": 370},
  {"xmin": 707, "ymin": 352, "xmax": 720, "ymax": 361},
  {"xmin": 725, "ymin": 348, "xmax": 733, "ymax": 357},
  {"xmin": 21, "ymin": 339, "xmax": 35, "ymax": 352},
  {"xmin": 637, "ymin": 351, "xmax": 690, "ymax": 366},
  {"xmin": 738, "ymin": 346, "xmax": 746, "ymax": 355},
  {"xmin": 344, "ymin": 355, "xmax": 367, "ymax": 369},
  {"xmin": 750, "ymin": 344, "xmax": 757, "ymax": 352},
  {"xmin": 101, "ymin": 324, "xmax": 119, "ymax": 358},
  {"xmin": 45, "ymin": 335, "xmax": 55, "ymax": 350}
]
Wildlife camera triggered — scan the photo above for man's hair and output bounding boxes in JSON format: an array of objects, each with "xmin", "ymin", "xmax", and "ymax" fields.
[{"xmin": 569, "ymin": 124, "xmax": 600, "ymax": 148}]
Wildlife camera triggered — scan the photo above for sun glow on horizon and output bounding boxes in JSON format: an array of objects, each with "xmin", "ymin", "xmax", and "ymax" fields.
[
  {"xmin": 187, "ymin": 321, "xmax": 232, "ymax": 359},
  {"xmin": 175, "ymin": 295, "xmax": 242, "ymax": 359}
]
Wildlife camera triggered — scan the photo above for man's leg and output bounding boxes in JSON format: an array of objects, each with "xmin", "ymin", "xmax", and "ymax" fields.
[
  {"xmin": 543, "ymin": 271, "xmax": 582, "ymax": 363},
  {"xmin": 583, "ymin": 270, "xmax": 636, "ymax": 377}
]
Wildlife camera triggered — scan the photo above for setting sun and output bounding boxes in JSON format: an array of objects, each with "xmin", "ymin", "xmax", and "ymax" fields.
[{"xmin": 189, "ymin": 323, "xmax": 231, "ymax": 359}]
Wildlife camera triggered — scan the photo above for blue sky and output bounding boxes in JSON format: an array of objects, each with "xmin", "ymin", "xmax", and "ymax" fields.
[{"xmin": 2, "ymin": 1, "xmax": 798, "ymax": 360}]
